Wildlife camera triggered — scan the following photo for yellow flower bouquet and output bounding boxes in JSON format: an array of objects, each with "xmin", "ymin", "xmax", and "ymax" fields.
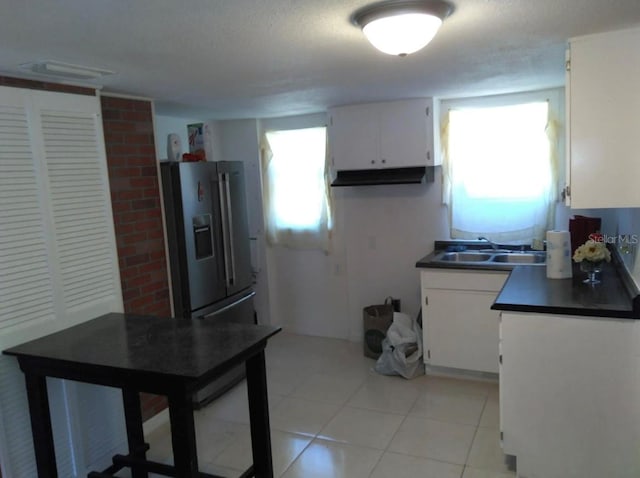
[
  {"xmin": 573, "ymin": 239, "xmax": 610, "ymax": 284},
  {"xmin": 572, "ymin": 240, "xmax": 611, "ymax": 263}
]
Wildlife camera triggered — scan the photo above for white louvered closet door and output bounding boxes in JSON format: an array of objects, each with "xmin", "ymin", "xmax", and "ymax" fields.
[{"xmin": 0, "ymin": 86, "xmax": 125, "ymax": 477}]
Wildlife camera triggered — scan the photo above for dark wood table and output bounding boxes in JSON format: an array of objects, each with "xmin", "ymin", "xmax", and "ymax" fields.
[{"xmin": 3, "ymin": 312, "xmax": 281, "ymax": 478}]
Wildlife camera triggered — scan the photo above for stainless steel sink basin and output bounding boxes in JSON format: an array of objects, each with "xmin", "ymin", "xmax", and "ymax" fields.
[
  {"xmin": 431, "ymin": 249, "xmax": 546, "ymax": 266},
  {"xmin": 492, "ymin": 253, "xmax": 546, "ymax": 264},
  {"xmin": 437, "ymin": 252, "xmax": 493, "ymax": 262}
]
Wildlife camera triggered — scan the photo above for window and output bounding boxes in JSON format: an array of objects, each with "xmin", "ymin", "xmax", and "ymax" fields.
[
  {"xmin": 442, "ymin": 94, "xmax": 560, "ymax": 242},
  {"xmin": 261, "ymin": 126, "xmax": 332, "ymax": 251}
]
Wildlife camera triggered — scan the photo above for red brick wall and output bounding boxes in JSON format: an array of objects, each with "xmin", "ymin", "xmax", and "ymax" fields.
[
  {"xmin": 100, "ymin": 95, "xmax": 170, "ymax": 421},
  {"xmin": 0, "ymin": 76, "xmax": 94, "ymax": 95}
]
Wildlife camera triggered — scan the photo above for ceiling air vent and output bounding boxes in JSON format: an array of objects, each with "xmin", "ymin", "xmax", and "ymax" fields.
[{"xmin": 21, "ymin": 60, "xmax": 115, "ymax": 80}]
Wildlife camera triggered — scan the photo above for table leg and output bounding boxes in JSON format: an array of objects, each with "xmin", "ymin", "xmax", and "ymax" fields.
[
  {"xmin": 24, "ymin": 373, "xmax": 57, "ymax": 478},
  {"xmin": 246, "ymin": 350, "xmax": 273, "ymax": 478},
  {"xmin": 122, "ymin": 390, "xmax": 148, "ymax": 478},
  {"xmin": 168, "ymin": 391, "xmax": 199, "ymax": 477}
]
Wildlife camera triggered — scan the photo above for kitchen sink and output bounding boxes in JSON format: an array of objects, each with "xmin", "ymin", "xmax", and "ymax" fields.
[
  {"xmin": 437, "ymin": 252, "xmax": 494, "ymax": 262},
  {"xmin": 431, "ymin": 249, "xmax": 546, "ymax": 266},
  {"xmin": 492, "ymin": 253, "xmax": 546, "ymax": 264}
]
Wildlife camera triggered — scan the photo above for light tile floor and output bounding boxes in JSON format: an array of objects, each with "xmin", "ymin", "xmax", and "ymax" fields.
[{"xmin": 141, "ymin": 332, "xmax": 516, "ymax": 478}]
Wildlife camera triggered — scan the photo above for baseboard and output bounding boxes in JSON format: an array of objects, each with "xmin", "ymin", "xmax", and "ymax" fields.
[
  {"xmin": 142, "ymin": 408, "xmax": 169, "ymax": 436},
  {"xmin": 425, "ymin": 364, "xmax": 499, "ymax": 383}
]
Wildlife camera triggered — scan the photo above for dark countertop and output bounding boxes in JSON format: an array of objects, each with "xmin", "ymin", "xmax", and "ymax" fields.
[
  {"xmin": 3, "ymin": 313, "xmax": 282, "ymax": 385},
  {"xmin": 491, "ymin": 263, "xmax": 638, "ymax": 319},
  {"xmin": 416, "ymin": 241, "xmax": 640, "ymax": 320}
]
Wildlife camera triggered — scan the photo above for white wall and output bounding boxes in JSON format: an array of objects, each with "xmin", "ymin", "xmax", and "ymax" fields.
[
  {"xmin": 256, "ymin": 111, "xmax": 626, "ymax": 343},
  {"xmin": 608, "ymin": 207, "xmax": 640, "ymax": 287},
  {"xmin": 153, "ymin": 114, "xmax": 271, "ymax": 324},
  {"xmin": 339, "ymin": 177, "xmax": 449, "ymax": 340},
  {"xmin": 155, "ymin": 104, "xmax": 638, "ymax": 344},
  {"xmin": 241, "ymin": 103, "xmax": 585, "ymax": 342},
  {"xmin": 257, "ymin": 114, "xmax": 350, "ymax": 336},
  {"xmin": 153, "ymin": 114, "xmax": 202, "ymax": 160},
  {"xmin": 213, "ymin": 119, "xmax": 271, "ymax": 326},
  {"xmin": 255, "ymin": 114, "xmax": 447, "ymax": 341},
  {"xmin": 254, "ymin": 106, "xmax": 450, "ymax": 341}
]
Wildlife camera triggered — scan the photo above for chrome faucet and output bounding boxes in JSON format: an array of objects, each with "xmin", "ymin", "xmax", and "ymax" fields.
[{"xmin": 478, "ymin": 236, "xmax": 499, "ymax": 251}]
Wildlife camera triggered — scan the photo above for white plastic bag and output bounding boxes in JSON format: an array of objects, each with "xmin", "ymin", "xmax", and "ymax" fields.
[{"xmin": 374, "ymin": 312, "xmax": 425, "ymax": 379}]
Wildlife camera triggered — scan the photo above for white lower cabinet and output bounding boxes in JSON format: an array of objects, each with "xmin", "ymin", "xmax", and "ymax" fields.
[
  {"xmin": 420, "ymin": 269, "xmax": 508, "ymax": 374},
  {"xmin": 500, "ymin": 311, "xmax": 640, "ymax": 478}
]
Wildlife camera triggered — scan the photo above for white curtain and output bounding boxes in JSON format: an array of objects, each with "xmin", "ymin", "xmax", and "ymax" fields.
[
  {"xmin": 442, "ymin": 101, "xmax": 559, "ymax": 242},
  {"xmin": 260, "ymin": 127, "xmax": 332, "ymax": 252}
]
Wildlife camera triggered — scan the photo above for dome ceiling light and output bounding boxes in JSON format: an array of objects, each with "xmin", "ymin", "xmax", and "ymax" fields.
[{"xmin": 352, "ymin": 0, "xmax": 454, "ymax": 57}]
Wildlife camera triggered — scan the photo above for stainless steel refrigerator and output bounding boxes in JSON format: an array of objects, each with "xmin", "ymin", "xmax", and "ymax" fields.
[{"xmin": 160, "ymin": 160, "xmax": 255, "ymax": 407}]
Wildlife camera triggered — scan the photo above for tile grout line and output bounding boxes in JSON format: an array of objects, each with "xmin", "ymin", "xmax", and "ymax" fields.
[
  {"xmin": 275, "ymin": 369, "xmax": 371, "ymax": 477},
  {"xmin": 380, "ymin": 380, "xmax": 422, "ymax": 451},
  {"xmin": 370, "ymin": 375, "xmax": 488, "ymax": 474},
  {"xmin": 276, "ymin": 433, "xmax": 314, "ymax": 478},
  {"xmin": 461, "ymin": 395, "xmax": 487, "ymax": 473},
  {"xmin": 187, "ymin": 335, "xmax": 506, "ymax": 477},
  {"xmin": 365, "ymin": 386, "xmax": 420, "ymax": 477}
]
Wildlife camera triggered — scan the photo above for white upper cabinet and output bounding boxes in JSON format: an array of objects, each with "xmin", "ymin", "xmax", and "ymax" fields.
[
  {"xmin": 328, "ymin": 102, "xmax": 379, "ymax": 170},
  {"xmin": 566, "ymin": 26, "xmax": 640, "ymax": 208},
  {"xmin": 328, "ymin": 98, "xmax": 439, "ymax": 170}
]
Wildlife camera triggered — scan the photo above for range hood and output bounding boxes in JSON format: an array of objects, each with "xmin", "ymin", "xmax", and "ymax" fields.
[{"xmin": 331, "ymin": 166, "xmax": 433, "ymax": 187}]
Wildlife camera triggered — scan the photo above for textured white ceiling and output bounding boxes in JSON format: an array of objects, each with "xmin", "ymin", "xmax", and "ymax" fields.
[{"xmin": 0, "ymin": 0, "xmax": 639, "ymax": 119}]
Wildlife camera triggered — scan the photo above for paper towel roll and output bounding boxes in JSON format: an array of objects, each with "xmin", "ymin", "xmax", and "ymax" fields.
[{"xmin": 546, "ymin": 230, "xmax": 573, "ymax": 279}]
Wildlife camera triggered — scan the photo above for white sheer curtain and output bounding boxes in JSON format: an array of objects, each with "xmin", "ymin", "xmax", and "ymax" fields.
[
  {"xmin": 260, "ymin": 126, "xmax": 332, "ymax": 252},
  {"xmin": 442, "ymin": 100, "xmax": 559, "ymax": 242}
]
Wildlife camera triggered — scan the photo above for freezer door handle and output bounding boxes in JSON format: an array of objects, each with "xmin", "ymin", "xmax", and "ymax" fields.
[{"xmin": 202, "ymin": 290, "xmax": 255, "ymax": 318}]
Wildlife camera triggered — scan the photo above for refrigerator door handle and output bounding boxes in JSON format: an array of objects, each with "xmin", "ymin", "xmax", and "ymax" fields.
[
  {"xmin": 218, "ymin": 173, "xmax": 230, "ymax": 285},
  {"xmin": 224, "ymin": 173, "xmax": 237, "ymax": 286},
  {"xmin": 218, "ymin": 172, "xmax": 233, "ymax": 287}
]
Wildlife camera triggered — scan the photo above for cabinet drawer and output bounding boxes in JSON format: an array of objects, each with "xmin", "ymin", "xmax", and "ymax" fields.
[{"xmin": 421, "ymin": 269, "xmax": 508, "ymax": 292}]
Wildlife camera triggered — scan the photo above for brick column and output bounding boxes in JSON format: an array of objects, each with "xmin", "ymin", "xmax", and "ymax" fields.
[{"xmin": 101, "ymin": 96, "xmax": 170, "ymax": 420}]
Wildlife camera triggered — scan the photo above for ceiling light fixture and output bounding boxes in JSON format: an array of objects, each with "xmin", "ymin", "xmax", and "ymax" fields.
[
  {"xmin": 352, "ymin": 0, "xmax": 453, "ymax": 56},
  {"xmin": 21, "ymin": 60, "xmax": 115, "ymax": 80}
]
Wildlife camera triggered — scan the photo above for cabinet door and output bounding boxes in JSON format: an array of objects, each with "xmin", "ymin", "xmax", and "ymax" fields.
[
  {"xmin": 500, "ymin": 312, "xmax": 640, "ymax": 477},
  {"xmin": 379, "ymin": 99, "xmax": 432, "ymax": 168},
  {"xmin": 423, "ymin": 288, "xmax": 500, "ymax": 373},
  {"xmin": 0, "ymin": 86, "xmax": 124, "ymax": 477},
  {"xmin": 329, "ymin": 103, "xmax": 379, "ymax": 170},
  {"xmin": 568, "ymin": 27, "xmax": 640, "ymax": 208}
]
